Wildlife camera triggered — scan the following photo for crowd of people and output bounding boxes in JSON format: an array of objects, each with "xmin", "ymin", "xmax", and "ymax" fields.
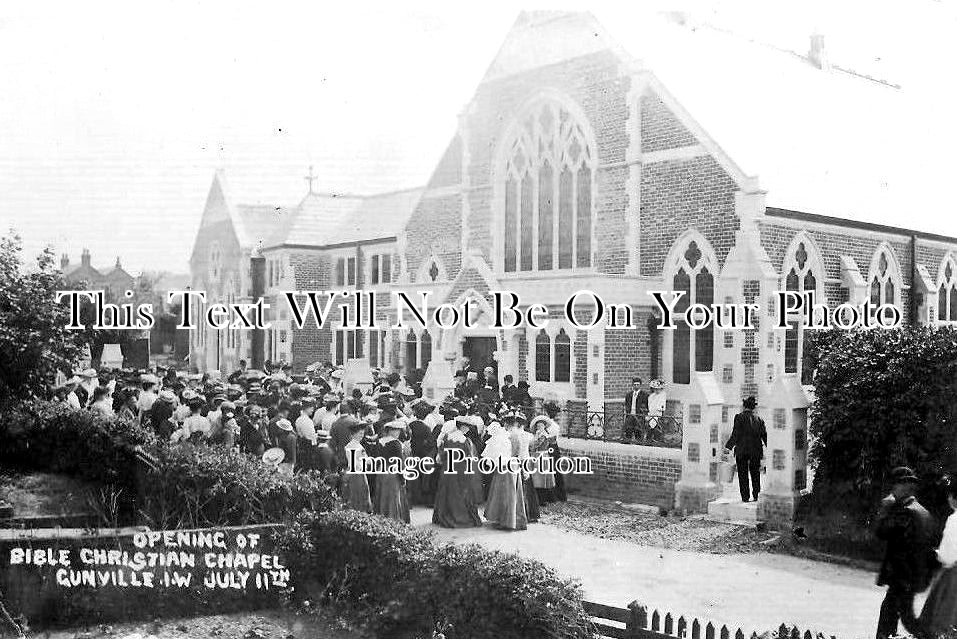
[{"xmin": 48, "ymin": 356, "xmax": 568, "ymax": 532}]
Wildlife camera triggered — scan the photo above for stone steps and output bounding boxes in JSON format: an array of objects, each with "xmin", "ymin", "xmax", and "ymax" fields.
[{"xmin": 706, "ymin": 496, "xmax": 759, "ymax": 525}]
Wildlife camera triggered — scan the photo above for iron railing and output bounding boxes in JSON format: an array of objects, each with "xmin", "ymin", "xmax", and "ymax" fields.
[{"xmin": 511, "ymin": 402, "xmax": 683, "ymax": 449}]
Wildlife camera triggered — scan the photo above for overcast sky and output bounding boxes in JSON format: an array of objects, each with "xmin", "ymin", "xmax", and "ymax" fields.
[{"xmin": 1, "ymin": 0, "xmax": 954, "ymax": 274}]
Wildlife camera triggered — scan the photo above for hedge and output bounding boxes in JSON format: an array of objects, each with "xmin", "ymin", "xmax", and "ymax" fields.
[
  {"xmin": 276, "ymin": 509, "xmax": 595, "ymax": 639},
  {"xmin": 0, "ymin": 400, "xmax": 339, "ymax": 529},
  {"xmin": 799, "ymin": 326, "xmax": 957, "ymax": 557}
]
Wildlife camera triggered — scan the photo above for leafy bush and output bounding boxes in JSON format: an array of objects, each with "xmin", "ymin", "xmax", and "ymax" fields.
[
  {"xmin": 0, "ymin": 400, "xmax": 340, "ymax": 528},
  {"xmin": 139, "ymin": 444, "xmax": 339, "ymax": 528},
  {"xmin": 800, "ymin": 326, "xmax": 957, "ymax": 553},
  {"xmin": 0, "ymin": 233, "xmax": 92, "ymax": 403},
  {"xmin": 0, "ymin": 399, "xmax": 154, "ymax": 493},
  {"xmin": 277, "ymin": 509, "xmax": 595, "ymax": 639}
]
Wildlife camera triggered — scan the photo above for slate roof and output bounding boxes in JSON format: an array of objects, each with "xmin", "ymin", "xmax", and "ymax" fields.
[{"xmin": 261, "ymin": 187, "xmax": 422, "ymax": 250}]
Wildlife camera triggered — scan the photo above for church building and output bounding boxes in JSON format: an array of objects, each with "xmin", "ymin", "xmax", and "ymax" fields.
[{"xmin": 188, "ymin": 11, "xmax": 957, "ymax": 524}]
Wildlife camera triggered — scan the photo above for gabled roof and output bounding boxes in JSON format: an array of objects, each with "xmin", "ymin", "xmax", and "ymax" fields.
[
  {"xmin": 488, "ymin": 11, "xmax": 954, "ymax": 238},
  {"xmin": 326, "ymin": 187, "xmax": 424, "ymax": 246},
  {"xmin": 262, "ymin": 191, "xmax": 364, "ymax": 250},
  {"xmin": 262, "ymin": 187, "xmax": 423, "ymax": 250}
]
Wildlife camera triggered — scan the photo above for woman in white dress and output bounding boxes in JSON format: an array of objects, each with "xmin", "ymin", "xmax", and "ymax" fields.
[{"xmin": 483, "ymin": 413, "xmax": 528, "ymax": 530}]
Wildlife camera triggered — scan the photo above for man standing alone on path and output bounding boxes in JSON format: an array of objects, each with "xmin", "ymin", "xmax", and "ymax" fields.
[
  {"xmin": 875, "ymin": 466, "xmax": 936, "ymax": 639},
  {"xmin": 724, "ymin": 396, "xmax": 766, "ymax": 502}
]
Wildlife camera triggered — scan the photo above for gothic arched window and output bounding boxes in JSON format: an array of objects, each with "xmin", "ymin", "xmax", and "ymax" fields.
[
  {"xmin": 868, "ymin": 246, "xmax": 902, "ymax": 324},
  {"xmin": 503, "ymin": 101, "xmax": 594, "ymax": 273},
  {"xmin": 555, "ymin": 329, "xmax": 571, "ymax": 382},
  {"xmin": 420, "ymin": 330, "xmax": 433, "ymax": 369},
  {"xmin": 670, "ymin": 239, "xmax": 714, "ymax": 384},
  {"xmin": 535, "ymin": 330, "xmax": 551, "ymax": 382},
  {"xmin": 405, "ymin": 329, "xmax": 417, "ymax": 373},
  {"xmin": 939, "ymin": 257, "xmax": 957, "ymax": 323},
  {"xmin": 781, "ymin": 239, "xmax": 821, "ymax": 384}
]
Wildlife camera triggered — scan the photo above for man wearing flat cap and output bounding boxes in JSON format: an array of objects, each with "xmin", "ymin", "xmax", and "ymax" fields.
[
  {"xmin": 724, "ymin": 396, "xmax": 767, "ymax": 503},
  {"xmin": 875, "ymin": 466, "xmax": 937, "ymax": 639}
]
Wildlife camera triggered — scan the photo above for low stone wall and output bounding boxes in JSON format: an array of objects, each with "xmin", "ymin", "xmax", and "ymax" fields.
[{"xmin": 560, "ymin": 438, "xmax": 682, "ymax": 510}]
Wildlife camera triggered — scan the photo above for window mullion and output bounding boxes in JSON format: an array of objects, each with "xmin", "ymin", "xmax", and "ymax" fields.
[{"xmin": 531, "ymin": 162, "xmax": 539, "ymax": 272}]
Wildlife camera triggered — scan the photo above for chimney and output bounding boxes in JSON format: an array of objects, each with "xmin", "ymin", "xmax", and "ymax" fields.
[
  {"xmin": 61, "ymin": 253, "xmax": 69, "ymax": 270},
  {"xmin": 809, "ymin": 33, "xmax": 829, "ymax": 71},
  {"xmin": 81, "ymin": 248, "xmax": 91, "ymax": 267},
  {"xmin": 115, "ymin": 256, "xmax": 122, "ymax": 269}
]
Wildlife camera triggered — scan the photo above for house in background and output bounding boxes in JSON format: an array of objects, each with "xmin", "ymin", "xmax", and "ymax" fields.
[{"xmin": 61, "ymin": 249, "xmax": 135, "ymax": 302}]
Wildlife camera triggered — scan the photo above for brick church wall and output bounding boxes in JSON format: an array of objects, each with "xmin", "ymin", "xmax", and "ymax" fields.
[
  {"xmin": 758, "ymin": 220, "xmax": 916, "ymax": 323},
  {"xmin": 463, "ymin": 50, "xmax": 632, "ymax": 274},
  {"xmin": 638, "ymin": 88, "xmax": 740, "ymax": 277}
]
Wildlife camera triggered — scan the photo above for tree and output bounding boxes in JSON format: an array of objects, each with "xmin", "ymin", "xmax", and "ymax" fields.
[{"xmin": 0, "ymin": 232, "xmax": 93, "ymax": 403}]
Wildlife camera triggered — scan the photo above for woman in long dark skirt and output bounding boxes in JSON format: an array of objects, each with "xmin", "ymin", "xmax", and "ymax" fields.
[
  {"xmin": 920, "ymin": 479, "xmax": 957, "ymax": 634},
  {"xmin": 432, "ymin": 418, "xmax": 482, "ymax": 528},
  {"xmin": 339, "ymin": 421, "xmax": 372, "ymax": 513},
  {"xmin": 510, "ymin": 412, "xmax": 539, "ymax": 522},
  {"xmin": 408, "ymin": 400, "xmax": 438, "ymax": 506},
  {"xmin": 373, "ymin": 420, "xmax": 411, "ymax": 523},
  {"xmin": 542, "ymin": 402, "xmax": 567, "ymax": 502}
]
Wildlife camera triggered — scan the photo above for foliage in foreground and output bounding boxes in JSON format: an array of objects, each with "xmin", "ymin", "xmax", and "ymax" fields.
[
  {"xmin": 0, "ymin": 232, "xmax": 92, "ymax": 404},
  {"xmin": 277, "ymin": 509, "xmax": 595, "ymax": 639},
  {"xmin": 0, "ymin": 400, "xmax": 339, "ymax": 528},
  {"xmin": 800, "ymin": 327, "xmax": 957, "ymax": 554}
]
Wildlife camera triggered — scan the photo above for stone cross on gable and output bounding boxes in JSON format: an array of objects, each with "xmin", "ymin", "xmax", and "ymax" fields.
[{"xmin": 304, "ymin": 165, "xmax": 317, "ymax": 194}]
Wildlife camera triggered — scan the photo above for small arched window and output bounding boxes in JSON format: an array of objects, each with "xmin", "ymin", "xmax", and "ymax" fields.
[
  {"xmin": 868, "ymin": 246, "xmax": 901, "ymax": 323},
  {"xmin": 535, "ymin": 330, "xmax": 551, "ymax": 382},
  {"xmin": 503, "ymin": 99, "xmax": 594, "ymax": 273},
  {"xmin": 420, "ymin": 330, "xmax": 433, "ymax": 369},
  {"xmin": 670, "ymin": 239, "xmax": 715, "ymax": 384},
  {"xmin": 405, "ymin": 329, "xmax": 417, "ymax": 373},
  {"xmin": 939, "ymin": 257, "xmax": 957, "ymax": 323},
  {"xmin": 555, "ymin": 329, "xmax": 571, "ymax": 382},
  {"xmin": 781, "ymin": 240, "xmax": 821, "ymax": 384}
]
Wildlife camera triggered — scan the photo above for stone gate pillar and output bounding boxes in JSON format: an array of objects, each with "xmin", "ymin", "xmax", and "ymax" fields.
[
  {"xmin": 675, "ymin": 373, "xmax": 723, "ymax": 512},
  {"xmin": 756, "ymin": 375, "xmax": 811, "ymax": 527}
]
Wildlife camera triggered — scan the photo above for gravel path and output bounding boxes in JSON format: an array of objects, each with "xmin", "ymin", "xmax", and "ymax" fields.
[{"xmin": 411, "ymin": 504, "xmax": 885, "ymax": 638}]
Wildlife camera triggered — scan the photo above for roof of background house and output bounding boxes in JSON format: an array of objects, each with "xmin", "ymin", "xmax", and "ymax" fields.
[{"xmin": 490, "ymin": 10, "xmax": 954, "ymax": 239}]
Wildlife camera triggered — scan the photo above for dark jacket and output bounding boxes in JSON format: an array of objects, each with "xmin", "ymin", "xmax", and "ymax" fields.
[
  {"xmin": 624, "ymin": 390, "xmax": 649, "ymax": 415},
  {"xmin": 876, "ymin": 496, "xmax": 937, "ymax": 592},
  {"xmin": 725, "ymin": 410, "xmax": 767, "ymax": 459}
]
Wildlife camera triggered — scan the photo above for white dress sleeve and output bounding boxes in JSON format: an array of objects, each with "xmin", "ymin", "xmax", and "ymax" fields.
[{"xmin": 938, "ymin": 513, "xmax": 957, "ymax": 567}]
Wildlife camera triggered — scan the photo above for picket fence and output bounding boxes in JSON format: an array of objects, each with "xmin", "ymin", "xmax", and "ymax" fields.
[{"xmin": 583, "ymin": 601, "xmax": 837, "ymax": 639}]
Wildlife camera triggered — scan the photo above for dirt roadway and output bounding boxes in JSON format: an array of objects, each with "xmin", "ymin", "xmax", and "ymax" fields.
[{"xmin": 411, "ymin": 507, "xmax": 888, "ymax": 639}]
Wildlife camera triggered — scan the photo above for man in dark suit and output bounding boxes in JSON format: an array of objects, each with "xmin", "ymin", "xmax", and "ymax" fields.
[
  {"xmin": 875, "ymin": 466, "xmax": 936, "ymax": 639},
  {"xmin": 623, "ymin": 377, "xmax": 649, "ymax": 442},
  {"xmin": 724, "ymin": 396, "xmax": 767, "ymax": 502}
]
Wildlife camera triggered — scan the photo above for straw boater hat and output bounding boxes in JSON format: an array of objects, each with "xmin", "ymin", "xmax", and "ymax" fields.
[
  {"xmin": 331, "ymin": 369, "xmax": 344, "ymax": 379},
  {"xmin": 158, "ymin": 389, "xmax": 176, "ymax": 403},
  {"xmin": 382, "ymin": 419, "xmax": 407, "ymax": 433},
  {"xmin": 262, "ymin": 447, "xmax": 285, "ymax": 466},
  {"xmin": 79, "ymin": 368, "xmax": 98, "ymax": 379},
  {"xmin": 649, "ymin": 379, "xmax": 665, "ymax": 391},
  {"xmin": 276, "ymin": 418, "xmax": 293, "ymax": 432}
]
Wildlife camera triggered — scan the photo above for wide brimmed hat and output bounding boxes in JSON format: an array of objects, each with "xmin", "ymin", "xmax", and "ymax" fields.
[
  {"xmin": 743, "ymin": 396, "xmax": 758, "ymax": 409},
  {"xmin": 649, "ymin": 379, "xmax": 665, "ymax": 391},
  {"xmin": 890, "ymin": 466, "xmax": 920, "ymax": 484},
  {"xmin": 140, "ymin": 373, "xmax": 159, "ymax": 385},
  {"xmin": 158, "ymin": 389, "xmax": 176, "ymax": 403},
  {"xmin": 542, "ymin": 400, "xmax": 561, "ymax": 413},
  {"xmin": 79, "ymin": 368, "xmax": 98, "ymax": 379},
  {"xmin": 262, "ymin": 447, "xmax": 285, "ymax": 466},
  {"xmin": 382, "ymin": 419, "xmax": 407, "ymax": 432},
  {"xmin": 330, "ymin": 369, "xmax": 343, "ymax": 379},
  {"xmin": 275, "ymin": 418, "xmax": 293, "ymax": 432}
]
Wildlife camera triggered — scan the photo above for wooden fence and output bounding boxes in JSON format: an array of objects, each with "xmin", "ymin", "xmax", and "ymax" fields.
[{"xmin": 583, "ymin": 601, "xmax": 836, "ymax": 639}]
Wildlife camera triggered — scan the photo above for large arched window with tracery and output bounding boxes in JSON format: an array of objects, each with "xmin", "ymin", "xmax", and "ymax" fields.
[
  {"xmin": 670, "ymin": 239, "xmax": 714, "ymax": 384},
  {"xmin": 503, "ymin": 100, "xmax": 595, "ymax": 273},
  {"xmin": 781, "ymin": 238, "xmax": 823, "ymax": 384},
  {"xmin": 939, "ymin": 256, "xmax": 957, "ymax": 324}
]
